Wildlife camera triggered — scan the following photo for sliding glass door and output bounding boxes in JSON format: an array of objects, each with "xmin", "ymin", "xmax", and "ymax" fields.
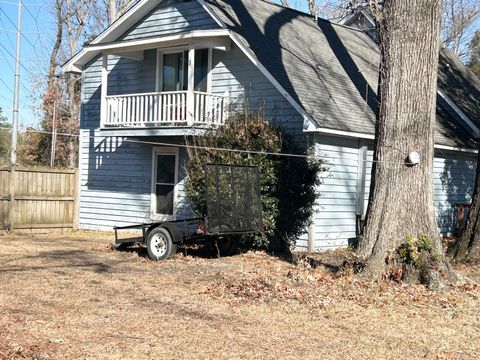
[{"xmin": 162, "ymin": 51, "xmax": 188, "ymax": 92}]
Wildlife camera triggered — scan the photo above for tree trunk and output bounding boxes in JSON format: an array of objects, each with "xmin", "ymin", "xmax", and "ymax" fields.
[
  {"xmin": 357, "ymin": 0, "xmax": 456, "ymax": 287},
  {"xmin": 49, "ymin": 0, "xmax": 63, "ymax": 79},
  {"xmin": 449, "ymin": 149, "xmax": 480, "ymax": 262}
]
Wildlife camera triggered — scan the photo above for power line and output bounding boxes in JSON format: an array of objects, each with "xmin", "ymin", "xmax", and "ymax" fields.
[
  {"xmin": 0, "ymin": 41, "xmax": 35, "ymax": 78},
  {"xmin": 0, "ymin": 77, "xmax": 13, "ymax": 93},
  {"xmin": 0, "ymin": 28, "xmax": 38, "ymax": 33},
  {"xmin": 21, "ymin": 1, "xmax": 49, "ymax": 65},
  {"xmin": 0, "ymin": 1, "xmax": 40, "ymax": 5},
  {"xmin": 0, "ymin": 126, "xmax": 413, "ymax": 164},
  {"xmin": 0, "ymin": 6, "xmax": 16, "ymax": 50},
  {"xmin": 0, "ymin": 5, "xmax": 43, "ymax": 65}
]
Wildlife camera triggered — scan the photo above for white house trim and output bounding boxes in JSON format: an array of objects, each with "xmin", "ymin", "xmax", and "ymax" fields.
[
  {"xmin": 196, "ymin": 0, "xmax": 320, "ymax": 130},
  {"xmin": 63, "ymin": 29, "xmax": 231, "ymax": 73},
  {"xmin": 434, "ymin": 144, "xmax": 478, "ymax": 154},
  {"xmin": 227, "ymin": 32, "xmax": 320, "ymax": 131},
  {"xmin": 90, "ymin": 0, "xmax": 161, "ymax": 45},
  {"xmin": 305, "ymin": 126, "xmax": 375, "ymax": 140},
  {"xmin": 307, "ymin": 127, "xmax": 477, "ymax": 153},
  {"xmin": 197, "ymin": 0, "xmax": 228, "ymax": 29},
  {"xmin": 150, "ymin": 146, "xmax": 180, "ymax": 221},
  {"xmin": 437, "ymin": 89, "xmax": 479, "ymax": 138}
]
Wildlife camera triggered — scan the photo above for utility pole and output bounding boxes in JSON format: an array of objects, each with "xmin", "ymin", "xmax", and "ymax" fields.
[{"xmin": 10, "ymin": 0, "xmax": 22, "ymax": 165}]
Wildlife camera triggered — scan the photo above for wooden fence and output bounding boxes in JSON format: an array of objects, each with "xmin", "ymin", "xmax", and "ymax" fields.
[{"xmin": 0, "ymin": 167, "xmax": 78, "ymax": 231}]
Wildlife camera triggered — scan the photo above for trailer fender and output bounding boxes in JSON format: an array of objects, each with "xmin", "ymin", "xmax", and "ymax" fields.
[{"xmin": 147, "ymin": 222, "xmax": 184, "ymax": 244}]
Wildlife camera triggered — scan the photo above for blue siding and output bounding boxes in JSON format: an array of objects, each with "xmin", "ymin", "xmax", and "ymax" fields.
[
  {"xmin": 81, "ymin": 50, "xmax": 158, "ymax": 130},
  {"xmin": 212, "ymin": 45, "xmax": 305, "ymax": 140},
  {"xmin": 362, "ymin": 149, "xmax": 476, "ymax": 236},
  {"xmin": 298, "ymin": 138, "xmax": 476, "ymax": 252},
  {"xmin": 309, "ymin": 135, "xmax": 360, "ymax": 250},
  {"xmin": 434, "ymin": 151, "xmax": 476, "ymax": 234},
  {"xmin": 120, "ymin": 0, "xmax": 219, "ymax": 40},
  {"xmin": 78, "ymin": 130, "xmax": 192, "ymax": 229}
]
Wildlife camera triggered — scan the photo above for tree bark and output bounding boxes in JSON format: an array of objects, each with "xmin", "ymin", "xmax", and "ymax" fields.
[
  {"xmin": 449, "ymin": 150, "xmax": 480, "ymax": 262},
  {"xmin": 49, "ymin": 0, "xmax": 63, "ymax": 79},
  {"xmin": 357, "ymin": 0, "xmax": 456, "ymax": 286}
]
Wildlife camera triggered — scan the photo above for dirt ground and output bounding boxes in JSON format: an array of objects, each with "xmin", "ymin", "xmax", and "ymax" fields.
[{"xmin": 0, "ymin": 232, "xmax": 479, "ymax": 360}]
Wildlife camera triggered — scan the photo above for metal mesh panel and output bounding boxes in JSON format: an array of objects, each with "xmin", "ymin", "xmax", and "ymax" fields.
[{"xmin": 205, "ymin": 164, "xmax": 262, "ymax": 235}]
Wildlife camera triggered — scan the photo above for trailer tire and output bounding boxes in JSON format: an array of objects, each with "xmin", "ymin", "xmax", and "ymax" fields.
[{"xmin": 146, "ymin": 227, "xmax": 177, "ymax": 261}]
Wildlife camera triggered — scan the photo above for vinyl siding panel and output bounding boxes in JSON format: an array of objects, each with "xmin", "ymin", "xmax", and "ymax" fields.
[
  {"xmin": 306, "ymin": 136, "xmax": 361, "ymax": 251},
  {"xmin": 120, "ymin": 0, "xmax": 219, "ymax": 40},
  {"xmin": 362, "ymin": 149, "xmax": 476, "ymax": 236},
  {"xmin": 212, "ymin": 45, "xmax": 305, "ymax": 140},
  {"xmin": 78, "ymin": 130, "xmax": 191, "ymax": 230},
  {"xmin": 300, "ymin": 138, "xmax": 476, "ymax": 252},
  {"xmin": 433, "ymin": 151, "xmax": 476, "ymax": 234},
  {"xmin": 81, "ymin": 50, "xmax": 158, "ymax": 130}
]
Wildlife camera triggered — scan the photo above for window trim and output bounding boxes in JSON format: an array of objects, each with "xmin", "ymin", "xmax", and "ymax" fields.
[{"xmin": 150, "ymin": 146, "xmax": 179, "ymax": 221}]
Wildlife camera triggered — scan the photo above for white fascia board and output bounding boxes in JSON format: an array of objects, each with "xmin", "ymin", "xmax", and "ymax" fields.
[
  {"xmin": 91, "ymin": 0, "xmax": 162, "ymax": 45},
  {"xmin": 437, "ymin": 88, "xmax": 479, "ymax": 138},
  {"xmin": 63, "ymin": 29, "xmax": 231, "ymax": 74},
  {"xmin": 197, "ymin": 0, "xmax": 227, "ymax": 29},
  {"xmin": 88, "ymin": 29, "xmax": 230, "ymax": 52},
  {"xmin": 304, "ymin": 126, "xmax": 375, "ymax": 140},
  {"xmin": 306, "ymin": 127, "xmax": 477, "ymax": 154},
  {"xmin": 434, "ymin": 144, "xmax": 477, "ymax": 154},
  {"xmin": 339, "ymin": 9, "xmax": 375, "ymax": 27},
  {"xmin": 228, "ymin": 32, "xmax": 319, "ymax": 130},
  {"xmin": 63, "ymin": 0, "xmax": 162, "ymax": 73}
]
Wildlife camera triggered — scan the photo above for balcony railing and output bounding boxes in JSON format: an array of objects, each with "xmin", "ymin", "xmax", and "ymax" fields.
[{"xmin": 102, "ymin": 91, "xmax": 229, "ymax": 128}]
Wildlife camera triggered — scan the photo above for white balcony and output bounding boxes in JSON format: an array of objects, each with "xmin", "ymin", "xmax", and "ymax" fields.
[{"xmin": 101, "ymin": 91, "xmax": 229, "ymax": 128}]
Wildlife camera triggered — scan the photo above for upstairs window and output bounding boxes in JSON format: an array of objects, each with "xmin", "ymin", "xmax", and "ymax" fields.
[
  {"xmin": 162, "ymin": 51, "xmax": 188, "ymax": 92},
  {"xmin": 194, "ymin": 49, "xmax": 209, "ymax": 92},
  {"xmin": 158, "ymin": 48, "xmax": 211, "ymax": 93}
]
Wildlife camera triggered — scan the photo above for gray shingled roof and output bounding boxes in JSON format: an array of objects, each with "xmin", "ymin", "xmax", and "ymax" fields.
[{"xmin": 206, "ymin": 0, "xmax": 478, "ymax": 148}]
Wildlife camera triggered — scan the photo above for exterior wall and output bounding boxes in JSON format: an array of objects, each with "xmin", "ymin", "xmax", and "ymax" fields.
[
  {"xmin": 81, "ymin": 50, "xmax": 157, "ymax": 130},
  {"xmin": 307, "ymin": 135, "xmax": 361, "ymax": 250},
  {"xmin": 434, "ymin": 151, "xmax": 476, "ymax": 234},
  {"xmin": 304, "ymin": 136, "xmax": 476, "ymax": 251},
  {"xmin": 211, "ymin": 45, "xmax": 305, "ymax": 140},
  {"xmin": 78, "ymin": 130, "xmax": 191, "ymax": 229},
  {"xmin": 121, "ymin": 0, "xmax": 219, "ymax": 40}
]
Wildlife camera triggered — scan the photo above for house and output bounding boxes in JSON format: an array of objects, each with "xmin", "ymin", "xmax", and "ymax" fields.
[{"xmin": 63, "ymin": 0, "xmax": 480, "ymax": 251}]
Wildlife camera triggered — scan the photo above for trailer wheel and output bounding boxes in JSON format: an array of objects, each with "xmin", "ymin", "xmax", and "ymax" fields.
[{"xmin": 146, "ymin": 227, "xmax": 177, "ymax": 261}]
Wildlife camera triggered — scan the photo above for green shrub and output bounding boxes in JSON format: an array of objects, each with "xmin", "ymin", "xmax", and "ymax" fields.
[
  {"xmin": 398, "ymin": 235, "xmax": 437, "ymax": 268},
  {"xmin": 185, "ymin": 112, "xmax": 325, "ymax": 251}
]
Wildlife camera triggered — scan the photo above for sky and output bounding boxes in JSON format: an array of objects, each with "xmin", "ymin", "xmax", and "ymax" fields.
[{"xmin": 0, "ymin": 0, "xmax": 53, "ymax": 127}]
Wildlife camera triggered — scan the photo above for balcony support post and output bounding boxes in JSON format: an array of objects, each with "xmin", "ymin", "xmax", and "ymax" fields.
[
  {"xmin": 101, "ymin": 53, "xmax": 109, "ymax": 127},
  {"xmin": 187, "ymin": 48, "xmax": 195, "ymax": 126}
]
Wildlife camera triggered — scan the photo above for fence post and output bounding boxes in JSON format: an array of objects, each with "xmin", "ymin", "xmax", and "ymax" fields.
[
  {"xmin": 73, "ymin": 168, "xmax": 79, "ymax": 230},
  {"xmin": 8, "ymin": 167, "xmax": 15, "ymax": 231},
  {"xmin": 307, "ymin": 222, "xmax": 315, "ymax": 253}
]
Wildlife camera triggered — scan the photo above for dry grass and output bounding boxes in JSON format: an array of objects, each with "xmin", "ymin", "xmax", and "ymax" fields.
[{"xmin": 0, "ymin": 231, "xmax": 479, "ymax": 359}]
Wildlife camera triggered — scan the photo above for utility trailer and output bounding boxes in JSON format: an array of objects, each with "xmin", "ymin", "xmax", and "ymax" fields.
[{"xmin": 113, "ymin": 164, "xmax": 263, "ymax": 260}]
